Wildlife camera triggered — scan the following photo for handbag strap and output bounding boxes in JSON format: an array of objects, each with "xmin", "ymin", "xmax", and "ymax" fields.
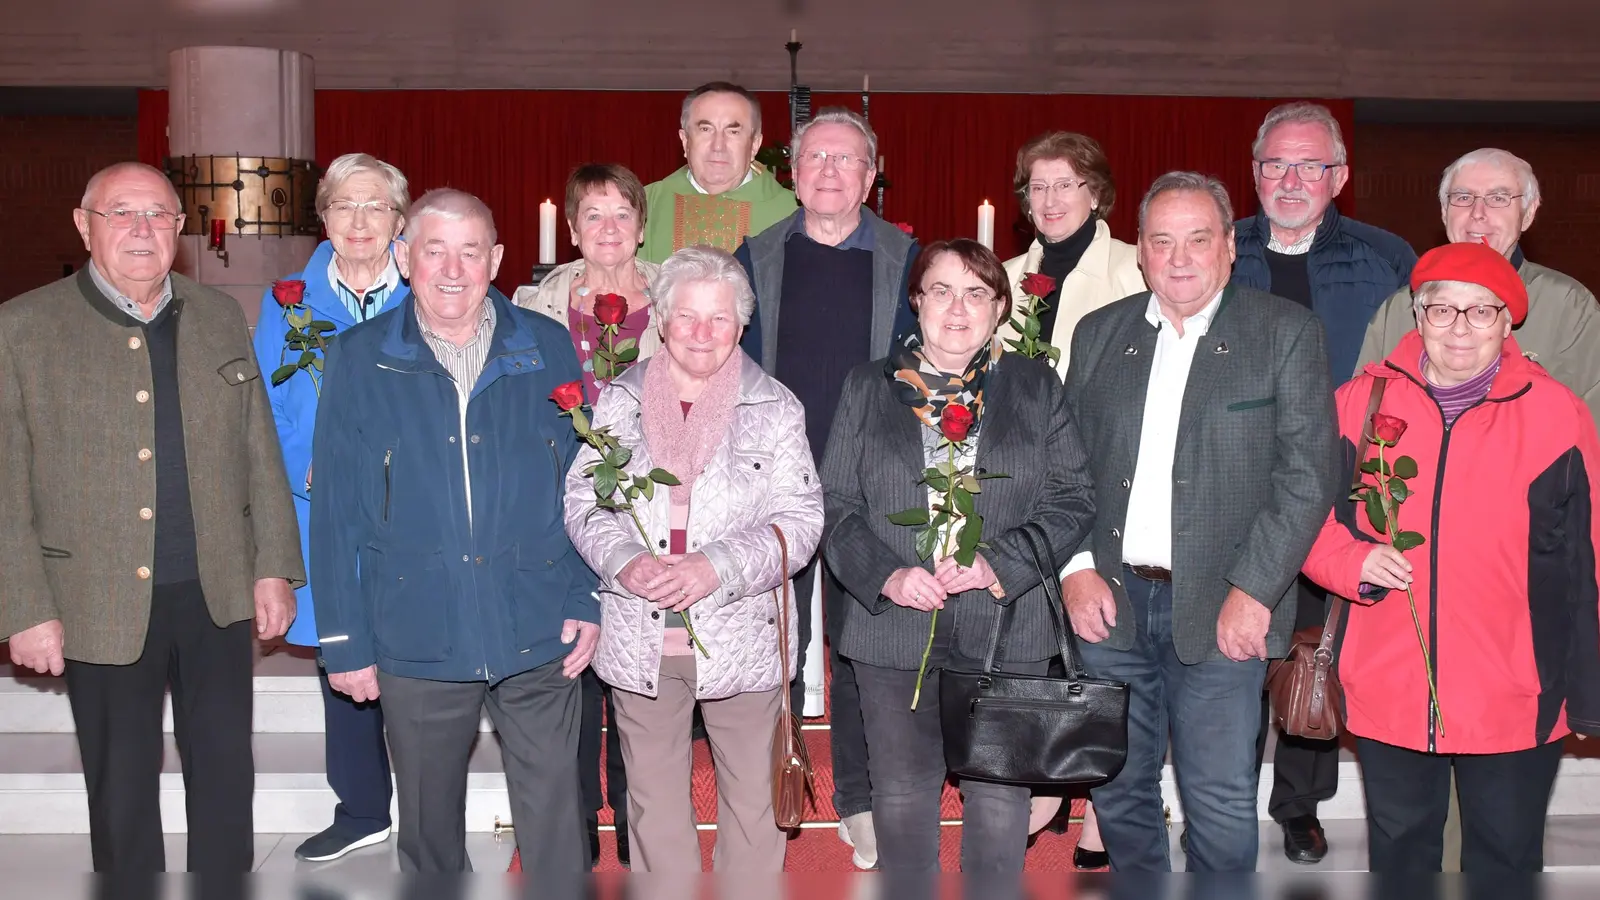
[
  {"xmin": 1318, "ymin": 376, "xmax": 1391, "ymax": 650},
  {"xmin": 770, "ymin": 524, "xmax": 794, "ymax": 723},
  {"xmin": 978, "ymin": 522, "xmax": 1083, "ymax": 686}
]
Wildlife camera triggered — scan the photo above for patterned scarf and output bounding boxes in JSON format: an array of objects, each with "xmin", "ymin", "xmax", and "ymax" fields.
[
  {"xmin": 883, "ymin": 329, "xmax": 1002, "ymax": 435},
  {"xmin": 640, "ymin": 348, "xmax": 745, "ymax": 506}
]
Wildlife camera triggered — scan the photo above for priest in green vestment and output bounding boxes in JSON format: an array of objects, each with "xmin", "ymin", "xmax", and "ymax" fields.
[{"xmin": 641, "ymin": 82, "xmax": 797, "ymax": 264}]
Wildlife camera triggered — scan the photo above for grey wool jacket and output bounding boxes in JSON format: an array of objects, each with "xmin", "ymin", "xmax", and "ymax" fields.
[
  {"xmin": 821, "ymin": 352, "xmax": 1096, "ymax": 669},
  {"xmin": 0, "ymin": 269, "xmax": 305, "ymax": 664},
  {"xmin": 1063, "ymin": 285, "xmax": 1341, "ymax": 664}
]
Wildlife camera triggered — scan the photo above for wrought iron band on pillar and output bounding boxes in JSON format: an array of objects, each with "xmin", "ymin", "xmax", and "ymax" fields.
[{"xmin": 166, "ymin": 155, "xmax": 322, "ymax": 267}]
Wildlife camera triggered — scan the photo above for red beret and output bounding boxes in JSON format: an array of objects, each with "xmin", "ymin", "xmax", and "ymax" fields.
[{"xmin": 1410, "ymin": 240, "xmax": 1528, "ymax": 325}]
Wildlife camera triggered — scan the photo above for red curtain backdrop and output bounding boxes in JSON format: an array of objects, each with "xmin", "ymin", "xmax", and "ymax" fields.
[{"xmin": 137, "ymin": 90, "xmax": 1353, "ymax": 292}]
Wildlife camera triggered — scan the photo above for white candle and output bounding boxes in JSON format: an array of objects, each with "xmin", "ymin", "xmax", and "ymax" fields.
[
  {"xmin": 977, "ymin": 200, "xmax": 995, "ymax": 250},
  {"xmin": 790, "ymin": 29, "xmax": 798, "ymax": 43},
  {"xmin": 538, "ymin": 199, "xmax": 557, "ymax": 265},
  {"xmin": 863, "ymin": 74, "xmax": 870, "ymax": 93},
  {"xmin": 878, "ymin": 155, "xmax": 886, "ymax": 173}
]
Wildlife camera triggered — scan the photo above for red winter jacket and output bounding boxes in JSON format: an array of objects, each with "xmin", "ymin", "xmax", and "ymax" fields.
[{"xmin": 1303, "ymin": 331, "xmax": 1600, "ymax": 754}]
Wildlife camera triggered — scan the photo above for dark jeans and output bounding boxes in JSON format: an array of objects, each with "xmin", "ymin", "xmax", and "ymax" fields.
[
  {"xmin": 1076, "ymin": 568, "xmax": 1268, "ymax": 872},
  {"xmin": 579, "ymin": 668, "xmax": 627, "ymax": 825},
  {"xmin": 1255, "ymin": 577, "xmax": 1341, "ymax": 823},
  {"xmin": 65, "ymin": 580, "xmax": 254, "ymax": 873},
  {"xmin": 317, "ymin": 657, "xmax": 393, "ymax": 835},
  {"xmin": 813, "ymin": 560, "xmax": 872, "ymax": 819},
  {"xmin": 853, "ymin": 650, "xmax": 1046, "ymax": 873},
  {"xmin": 1357, "ymin": 736, "xmax": 1563, "ymax": 873}
]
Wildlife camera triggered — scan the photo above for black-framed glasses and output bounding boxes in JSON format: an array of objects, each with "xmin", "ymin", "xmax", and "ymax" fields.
[
  {"xmin": 1255, "ymin": 161, "xmax": 1340, "ymax": 182},
  {"xmin": 1419, "ymin": 303, "xmax": 1506, "ymax": 329},
  {"xmin": 80, "ymin": 208, "xmax": 182, "ymax": 230},
  {"xmin": 1445, "ymin": 191, "xmax": 1524, "ymax": 209}
]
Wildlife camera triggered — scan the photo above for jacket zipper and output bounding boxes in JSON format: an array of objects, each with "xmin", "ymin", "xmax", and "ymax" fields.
[
  {"xmin": 1426, "ymin": 424, "xmax": 1451, "ymax": 754},
  {"xmin": 383, "ymin": 448, "xmax": 393, "ymax": 522},
  {"xmin": 969, "ymin": 697, "xmax": 1067, "ymax": 718}
]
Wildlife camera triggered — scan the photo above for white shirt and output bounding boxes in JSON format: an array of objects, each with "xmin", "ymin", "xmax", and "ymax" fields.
[{"xmin": 1064, "ymin": 290, "xmax": 1224, "ymax": 575}]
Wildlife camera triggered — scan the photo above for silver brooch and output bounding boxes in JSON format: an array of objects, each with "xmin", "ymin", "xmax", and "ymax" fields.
[
  {"xmin": 1124, "ymin": 344, "xmax": 1138, "ymax": 355},
  {"xmin": 1213, "ymin": 342, "xmax": 1229, "ymax": 354}
]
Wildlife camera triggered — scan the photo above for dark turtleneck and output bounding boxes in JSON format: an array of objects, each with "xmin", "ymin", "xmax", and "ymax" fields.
[{"xmin": 1034, "ymin": 215, "xmax": 1097, "ymax": 338}]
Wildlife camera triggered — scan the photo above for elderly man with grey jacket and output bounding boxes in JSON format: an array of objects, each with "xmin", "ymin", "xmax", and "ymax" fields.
[
  {"xmin": 1061, "ymin": 172, "xmax": 1340, "ymax": 872},
  {"xmin": 732, "ymin": 107, "xmax": 916, "ymax": 866}
]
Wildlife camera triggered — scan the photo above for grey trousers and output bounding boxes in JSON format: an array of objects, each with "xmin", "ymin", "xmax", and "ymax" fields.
[{"xmin": 378, "ymin": 659, "xmax": 585, "ymax": 873}]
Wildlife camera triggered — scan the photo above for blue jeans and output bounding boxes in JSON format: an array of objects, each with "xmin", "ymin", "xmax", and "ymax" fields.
[{"xmin": 1076, "ymin": 569, "xmax": 1267, "ymax": 872}]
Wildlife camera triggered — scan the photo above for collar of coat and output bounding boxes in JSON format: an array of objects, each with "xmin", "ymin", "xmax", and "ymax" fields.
[
  {"xmin": 374, "ymin": 288, "xmax": 545, "ymax": 384},
  {"xmin": 1366, "ymin": 329, "xmax": 1536, "ymax": 406},
  {"xmin": 606, "ymin": 349, "xmax": 782, "ymax": 407}
]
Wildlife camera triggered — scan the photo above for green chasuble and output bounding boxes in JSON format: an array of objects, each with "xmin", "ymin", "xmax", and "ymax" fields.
[{"xmin": 640, "ymin": 165, "xmax": 798, "ymax": 264}]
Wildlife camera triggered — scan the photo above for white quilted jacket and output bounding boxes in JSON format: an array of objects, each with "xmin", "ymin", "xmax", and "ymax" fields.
[{"xmin": 563, "ymin": 353, "xmax": 823, "ymax": 700}]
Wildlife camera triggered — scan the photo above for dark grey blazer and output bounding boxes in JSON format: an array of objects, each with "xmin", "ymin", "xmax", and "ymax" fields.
[
  {"xmin": 1064, "ymin": 285, "xmax": 1340, "ymax": 664},
  {"xmin": 821, "ymin": 353, "xmax": 1096, "ymax": 669}
]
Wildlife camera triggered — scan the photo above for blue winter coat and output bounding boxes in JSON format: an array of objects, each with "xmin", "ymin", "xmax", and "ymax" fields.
[
  {"xmin": 308, "ymin": 290, "xmax": 599, "ymax": 684},
  {"xmin": 251, "ymin": 241, "xmax": 411, "ymax": 646},
  {"xmin": 1232, "ymin": 205, "xmax": 1417, "ymax": 386}
]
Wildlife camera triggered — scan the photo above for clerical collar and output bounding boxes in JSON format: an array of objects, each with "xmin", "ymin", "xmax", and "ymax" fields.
[{"xmin": 688, "ymin": 167, "xmax": 756, "ymax": 194}]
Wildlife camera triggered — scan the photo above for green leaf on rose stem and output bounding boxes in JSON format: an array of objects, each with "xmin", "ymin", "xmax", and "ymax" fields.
[
  {"xmin": 1004, "ymin": 338, "xmax": 1026, "ymax": 354},
  {"xmin": 1392, "ymin": 530, "xmax": 1426, "ymax": 551},
  {"xmin": 270, "ymin": 364, "xmax": 299, "ymax": 385},
  {"xmin": 960, "ymin": 474, "xmax": 982, "ymax": 493},
  {"xmin": 914, "ymin": 526, "xmax": 941, "ymax": 561},
  {"xmin": 593, "ymin": 497, "xmax": 620, "ymax": 510},
  {"xmin": 606, "ymin": 446, "xmax": 632, "ymax": 469},
  {"xmin": 1360, "ymin": 459, "xmax": 1382, "ymax": 475},
  {"xmin": 298, "ymin": 350, "xmax": 316, "ymax": 368},
  {"xmin": 976, "ymin": 472, "xmax": 1011, "ymax": 480},
  {"xmin": 640, "ymin": 476, "xmax": 655, "ymax": 502},
  {"xmin": 957, "ymin": 513, "xmax": 983, "ymax": 554},
  {"xmin": 953, "ymin": 489, "xmax": 976, "ymax": 518},
  {"xmin": 616, "ymin": 347, "xmax": 639, "ymax": 363},
  {"xmin": 284, "ymin": 328, "xmax": 301, "ymax": 342},
  {"xmin": 593, "ymin": 466, "xmax": 618, "ymax": 500},
  {"xmin": 1023, "ymin": 317, "xmax": 1041, "ymax": 339},
  {"xmin": 593, "ymin": 357, "xmax": 612, "ymax": 381},
  {"xmin": 613, "ymin": 337, "xmax": 637, "ymax": 353},
  {"xmin": 648, "ymin": 468, "xmax": 681, "ymax": 486},
  {"xmin": 1393, "ymin": 456, "xmax": 1419, "ymax": 479},
  {"xmin": 1389, "ymin": 479, "xmax": 1411, "ymax": 503},
  {"xmin": 570, "ymin": 407, "xmax": 591, "ymax": 435},
  {"xmin": 1007, "ymin": 318, "xmax": 1026, "ymax": 334},
  {"xmin": 925, "ymin": 474, "xmax": 950, "ymax": 493},
  {"xmin": 311, "ymin": 356, "xmax": 323, "ymax": 371},
  {"xmin": 1365, "ymin": 494, "xmax": 1388, "ymax": 533},
  {"xmin": 953, "ymin": 545, "xmax": 979, "ymax": 568},
  {"xmin": 309, "ymin": 320, "xmax": 337, "ymax": 334},
  {"xmin": 1046, "ymin": 344, "xmax": 1061, "ymax": 364},
  {"xmin": 886, "ymin": 508, "xmax": 931, "ymax": 526},
  {"xmin": 936, "ymin": 460, "xmax": 957, "ymax": 477}
]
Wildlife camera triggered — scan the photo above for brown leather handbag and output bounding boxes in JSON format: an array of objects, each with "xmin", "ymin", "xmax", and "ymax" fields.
[
  {"xmin": 769, "ymin": 524, "xmax": 814, "ymax": 829},
  {"xmin": 1266, "ymin": 378, "xmax": 1388, "ymax": 740}
]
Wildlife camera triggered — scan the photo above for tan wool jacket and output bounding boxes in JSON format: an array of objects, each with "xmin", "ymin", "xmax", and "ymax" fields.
[{"xmin": 0, "ymin": 270, "xmax": 305, "ymax": 664}]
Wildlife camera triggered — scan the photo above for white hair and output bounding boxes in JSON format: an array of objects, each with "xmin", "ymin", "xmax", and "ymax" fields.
[
  {"xmin": 791, "ymin": 107, "xmax": 878, "ymax": 165},
  {"xmin": 316, "ymin": 153, "xmax": 411, "ymax": 216},
  {"xmin": 1252, "ymin": 102, "xmax": 1348, "ymax": 165},
  {"xmin": 1138, "ymin": 171, "xmax": 1235, "ymax": 235},
  {"xmin": 650, "ymin": 246, "xmax": 756, "ymax": 327},
  {"xmin": 1438, "ymin": 148, "xmax": 1540, "ymax": 207},
  {"xmin": 81, "ymin": 161, "xmax": 179, "ymax": 210},
  {"xmin": 402, "ymin": 188, "xmax": 496, "ymax": 244},
  {"xmin": 1412, "ymin": 279, "xmax": 1500, "ymax": 314}
]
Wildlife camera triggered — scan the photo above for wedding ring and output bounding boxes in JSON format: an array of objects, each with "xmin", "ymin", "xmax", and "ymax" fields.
[{"xmin": 679, "ymin": 588, "xmax": 687, "ymax": 598}]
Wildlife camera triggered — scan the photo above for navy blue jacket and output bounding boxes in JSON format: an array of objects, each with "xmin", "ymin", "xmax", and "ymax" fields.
[
  {"xmin": 309, "ymin": 290, "xmax": 598, "ymax": 684},
  {"xmin": 1232, "ymin": 205, "xmax": 1416, "ymax": 386}
]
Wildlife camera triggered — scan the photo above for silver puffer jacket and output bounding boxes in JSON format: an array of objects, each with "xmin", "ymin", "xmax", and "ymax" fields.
[{"xmin": 563, "ymin": 352, "xmax": 822, "ymax": 699}]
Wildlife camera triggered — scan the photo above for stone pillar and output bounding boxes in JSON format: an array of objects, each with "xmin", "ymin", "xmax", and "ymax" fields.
[{"xmin": 166, "ymin": 46, "xmax": 317, "ymax": 322}]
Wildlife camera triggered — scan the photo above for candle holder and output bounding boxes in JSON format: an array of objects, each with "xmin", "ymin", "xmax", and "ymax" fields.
[
  {"xmin": 786, "ymin": 38, "xmax": 811, "ymax": 134},
  {"xmin": 207, "ymin": 216, "xmax": 230, "ymax": 268}
]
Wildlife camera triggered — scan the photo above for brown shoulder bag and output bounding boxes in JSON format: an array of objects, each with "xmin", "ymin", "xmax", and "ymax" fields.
[
  {"xmin": 769, "ymin": 524, "xmax": 814, "ymax": 829},
  {"xmin": 1266, "ymin": 377, "xmax": 1387, "ymax": 740}
]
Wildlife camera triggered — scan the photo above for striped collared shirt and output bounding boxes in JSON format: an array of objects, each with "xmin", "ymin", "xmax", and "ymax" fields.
[
  {"xmin": 1266, "ymin": 224, "xmax": 1318, "ymax": 256},
  {"xmin": 417, "ymin": 300, "xmax": 497, "ymax": 401},
  {"xmin": 88, "ymin": 260, "xmax": 174, "ymax": 322},
  {"xmin": 327, "ymin": 253, "xmax": 402, "ymax": 322}
]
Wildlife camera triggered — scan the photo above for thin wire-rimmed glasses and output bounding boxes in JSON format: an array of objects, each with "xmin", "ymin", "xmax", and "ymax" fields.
[
  {"xmin": 324, "ymin": 199, "xmax": 398, "ymax": 219},
  {"xmin": 80, "ymin": 208, "xmax": 182, "ymax": 230},
  {"xmin": 1445, "ymin": 191, "xmax": 1524, "ymax": 209},
  {"xmin": 1024, "ymin": 179, "xmax": 1089, "ymax": 201},
  {"xmin": 1419, "ymin": 303, "xmax": 1507, "ymax": 329},
  {"xmin": 920, "ymin": 285, "xmax": 997, "ymax": 310},
  {"xmin": 1255, "ymin": 161, "xmax": 1341, "ymax": 182},
  {"xmin": 795, "ymin": 149, "xmax": 869, "ymax": 172}
]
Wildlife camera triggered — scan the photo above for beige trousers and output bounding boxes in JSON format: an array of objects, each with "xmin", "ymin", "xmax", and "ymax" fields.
[{"xmin": 609, "ymin": 655, "xmax": 787, "ymax": 872}]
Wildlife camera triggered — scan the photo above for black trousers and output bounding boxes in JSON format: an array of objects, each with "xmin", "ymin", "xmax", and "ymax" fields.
[
  {"xmin": 65, "ymin": 580, "xmax": 254, "ymax": 873},
  {"xmin": 317, "ymin": 659, "xmax": 392, "ymax": 834},
  {"xmin": 1357, "ymin": 736, "xmax": 1564, "ymax": 873},
  {"xmin": 793, "ymin": 559, "xmax": 873, "ymax": 819},
  {"xmin": 1256, "ymin": 577, "xmax": 1341, "ymax": 822},
  {"xmin": 578, "ymin": 667, "xmax": 627, "ymax": 825}
]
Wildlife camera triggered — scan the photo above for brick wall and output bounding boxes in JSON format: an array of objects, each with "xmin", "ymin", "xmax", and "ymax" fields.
[
  {"xmin": 0, "ymin": 116, "xmax": 137, "ymax": 301},
  {"xmin": 1353, "ymin": 122, "xmax": 1600, "ymax": 292}
]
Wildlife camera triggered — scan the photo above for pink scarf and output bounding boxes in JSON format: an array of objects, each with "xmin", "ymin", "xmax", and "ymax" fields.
[{"xmin": 639, "ymin": 349, "xmax": 744, "ymax": 506}]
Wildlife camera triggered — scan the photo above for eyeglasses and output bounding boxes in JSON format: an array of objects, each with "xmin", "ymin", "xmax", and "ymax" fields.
[
  {"xmin": 1255, "ymin": 161, "xmax": 1340, "ymax": 182},
  {"xmin": 795, "ymin": 149, "xmax": 869, "ymax": 171},
  {"xmin": 325, "ymin": 199, "xmax": 398, "ymax": 218},
  {"xmin": 1419, "ymin": 303, "xmax": 1507, "ymax": 329},
  {"xmin": 920, "ymin": 285, "xmax": 997, "ymax": 310},
  {"xmin": 1445, "ymin": 191, "xmax": 1524, "ymax": 209},
  {"xmin": 81, "ymin": 208, "xmax": 182, "ymax": 230},
  {"xmin": 1024, "ymin": 179, "xmax": 1088, "ymax": 200}
]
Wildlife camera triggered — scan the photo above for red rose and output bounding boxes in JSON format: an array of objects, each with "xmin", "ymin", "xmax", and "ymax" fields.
[
  {"xmin": 272, "ymin": 279, "xmax": 306, "ymax": 308},
  {"xmin": 550, "ymin": 381, "xmax": 586, "ymax": 412},
  {"xmin": 1371, "ymin": 413, "xmax": 1408, "ymax": 445},
  {"xmin": 894, "ymin": 222, "xmax": 914, "ymax": 235},
  {"xmin": 941, "ymin": 404, "xmax": 975, "ymax": 444},
  {"xmin": 593, "ymin": 293, "xmax": 628, "ymax": 327},
  {"xmin": 1020, "ymin": 273, "xmax": 1057, "ymax": 298}
]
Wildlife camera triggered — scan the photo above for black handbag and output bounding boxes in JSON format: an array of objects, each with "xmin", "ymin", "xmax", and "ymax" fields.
[{"xmin": 939, "ymin": 522, "xmax": 1130, "ymax": 786}]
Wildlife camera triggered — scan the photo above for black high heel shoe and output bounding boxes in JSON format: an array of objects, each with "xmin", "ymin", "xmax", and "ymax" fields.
[{"xmin": 1073, "ymin": 844, "xmax": 1110, "ymax": 870}]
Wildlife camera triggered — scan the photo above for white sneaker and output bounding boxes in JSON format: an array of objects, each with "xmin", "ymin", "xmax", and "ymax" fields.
[{"xmin": 838, "ymin": 812, "xmax": 878, "ymax": 870}]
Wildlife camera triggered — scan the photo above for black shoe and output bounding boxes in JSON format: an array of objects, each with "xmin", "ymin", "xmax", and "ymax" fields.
[
  {"xmin": 1073, "ymin": 845, "xmax": 1109, "ymax": 870},
  {"xmin": 294, "ymin": 823, "xmax": 392, "ymax": 862},
  {"xmin": 587, "ymin": 817, "xmax": 601, "ymax": 869},
  {"xmin": 615, "ymin": 820, "xmax": 631, "ymax": 869},
  {"xmin": 1281, "ymin": 814, "xmax": 1329, "ymax": 865},
  {"xmin": 1178, "ymin": 827, "xmax": 1189, "ymax": 855}
]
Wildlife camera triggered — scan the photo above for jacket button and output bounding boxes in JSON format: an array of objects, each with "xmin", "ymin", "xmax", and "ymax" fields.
[
  {"xmin": 462, "ymin": 555, "xmax": 470, "ymax": 562},
  {"xmin": 236, "ymin": 372, "xmax": 247, "ymax": 382},
  {"xmin": 470, "ymin": 434, "xmax": 480, "ymax": 444},
  {"xmin": 138, "ymin": 507, "xmax": 152, "ymax": 520},
  {"xmin": 449, "ymin": 436, "xmax": 457, "ymax": 443},
  {"xmin": 659, "ymin": 539, "xmax": 667, "ymax": 549},
  {"xmin": 651, "ymin": 611, "xmax": 660, "ymax": 620},
  {"xmin": 136, "ymin": 566, "xmax": 150, "ymax": 580},
  {"xmin": 768, "ymin": 617, "xmax": 776, "ymax": 625},
  {"xmin": 753, "ymin": 462, "xmax": 761, "ymax": 470},
  {"xmin": 645, "ymin": 680, "xmax": 653, "ymax": 690},
  {"xmin": 1120, "ymin": 479, "xmax": 1130, "ymax": 489},
  {"xmin": 977, "ymin": 467, "xmax": 987, "ymax": 475},
  {"xmin": 137, "ymin": 448, "xmax": 152, "ymax": 462},
  {"xmin": 135, "ymin": 390, "xmax": 149, "ymax": 404},
  {"xmin": 127, "ymin": 337, "xmax": 141, "ymax": 350},
  {"xmin": 1110, "ymin": 528, "xmax": 1121, "ymax": 538}
]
